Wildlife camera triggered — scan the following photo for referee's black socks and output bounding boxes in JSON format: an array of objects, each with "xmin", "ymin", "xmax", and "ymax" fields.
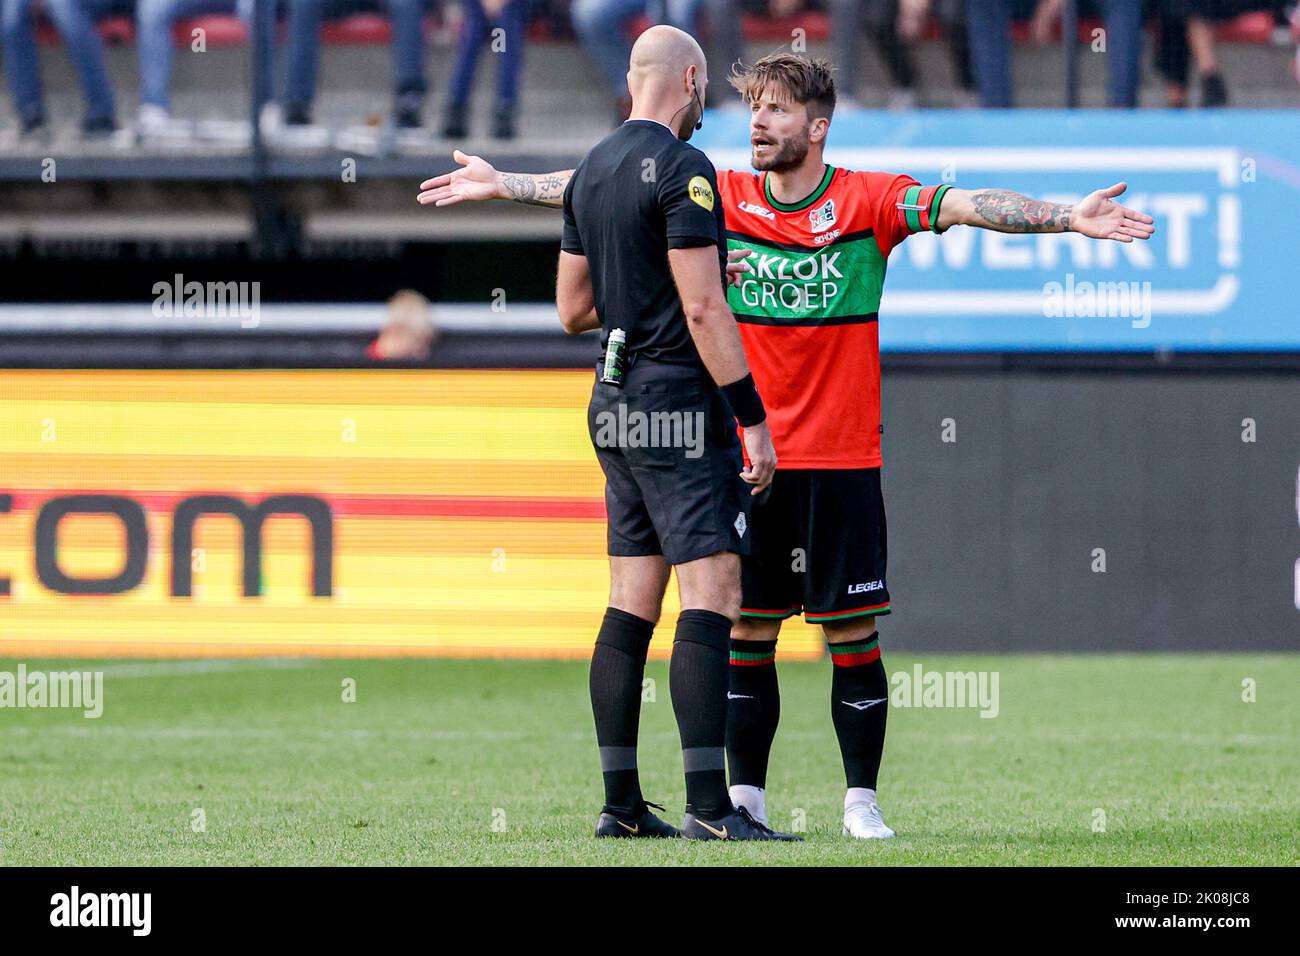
[
  {"xmin": 590, "ymin": 607, "xmax": 655, "ymax": 815},
  {"xmin": 670, "ymin": 609, "xmax": 733, "ymax": 818}
]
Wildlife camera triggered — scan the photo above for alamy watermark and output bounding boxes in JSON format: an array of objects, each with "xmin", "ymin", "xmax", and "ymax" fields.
[
  {"xmin": 1042, "ymin": 272, "xmax": 1153, "ymax": 329},
  {"xmin": 592, "ymin": 402, "xmax": 705, "ymax": 459},
  {"xmin": 890, "ymin": 664, "xmax": 999, "ymax": 718},
  {"xmin": 50, "ymin": 886, "xmax": 150, "ymax": 936},
  {"xmin": 0, "ymin": 664, "xmax": 104, "ymax": 718},
  {"xmin": 152, "ymin": 273, "xmax": 261, "ymax": 328}
]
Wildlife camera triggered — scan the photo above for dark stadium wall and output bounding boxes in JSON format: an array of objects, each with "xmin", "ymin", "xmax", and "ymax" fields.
[
  {"xmin": 0, "ymin": 239, "xmax": 562, "ymax": 304},
  {"xmin": 877, "ymin": 370, "xmax": 1300, "ymax": 652}
]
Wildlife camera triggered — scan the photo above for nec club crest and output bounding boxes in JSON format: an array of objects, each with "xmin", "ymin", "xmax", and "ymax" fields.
[{"xmin": 809, "ymin": 198, "xmax": 836, "ymax": 233}]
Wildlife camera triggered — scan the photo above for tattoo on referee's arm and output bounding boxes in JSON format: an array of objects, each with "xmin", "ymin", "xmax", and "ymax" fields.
[{"xmin": 502, "ymin": 173, "xmax": 568, "ymax": 207}]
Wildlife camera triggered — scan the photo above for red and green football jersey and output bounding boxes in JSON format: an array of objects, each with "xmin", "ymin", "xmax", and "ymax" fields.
[{"xmin": 717, "ymin": 166, "xmax": 949, "ymax": 468}]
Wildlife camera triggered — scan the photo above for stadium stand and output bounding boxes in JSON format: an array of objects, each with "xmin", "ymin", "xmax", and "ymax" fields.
[
  {"xmin": 7, "ymin": 0, "xmax": 1297, "ymax": 154},
  {"xmin": 0, "ymin": 1, "xmax": 1295, "ymax": 289}
]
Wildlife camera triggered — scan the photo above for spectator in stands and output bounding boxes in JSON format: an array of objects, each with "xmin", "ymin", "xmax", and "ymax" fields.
[
  {"xmin": 1150, "ymin": 0, "xmax": 1242, "ymax": 106},
  {"xmin": 571, "ymin": 0, "xmax": 703, "ymax": 121},
  {"xmin": 2, "ymin": 0, "xmax": 119, "ymax": 137},
  {"xmin": 1291, "ymin": 1, "xmax": 1299, "ymax": 86},
  {"xmin": 135, "ymin": 0, "xmax": 273, "ymax": 135},
  {"xmin": 964, "ymin": 0, "xmax": 1143, "ymax": 107},
  {"xmin": 442, "ymin": 0, "xmax": 528, "ymax": 139},
  {"xmin": 367, "ymin": 289, "xmax": 439, "ymax": 360},
  {"xmin": 283, "ymin": 0, "xmax": 429, "ymax": 127},
  {"xmin": 704, "ymin": 0, "xmax": 974, "ymax": 110},
  {"xmin": 702, "ymin": 0, "xmax": 798, "ymax": 109},
  {"xmin": 832, "ymin": 0, "xmax": 977, "ymax": 108}
]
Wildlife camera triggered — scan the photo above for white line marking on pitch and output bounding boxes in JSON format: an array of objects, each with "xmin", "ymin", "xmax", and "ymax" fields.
[{"xmin": 92, "ymin": 659, "xmax": 321, "ymax": 679}]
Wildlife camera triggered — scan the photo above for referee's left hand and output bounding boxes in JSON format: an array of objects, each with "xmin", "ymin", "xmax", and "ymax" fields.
[{"xmin": 741, "ymin": 421, "xmax": 777, "ymax": 496}]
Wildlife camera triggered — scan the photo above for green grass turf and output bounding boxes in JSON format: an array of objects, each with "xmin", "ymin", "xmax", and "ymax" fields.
[{"xmin": 0, "ymin": 654, "xmax": 1296, "ymax": 866}]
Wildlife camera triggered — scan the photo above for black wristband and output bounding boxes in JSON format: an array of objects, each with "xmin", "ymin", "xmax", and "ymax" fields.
[{"xmin": 720, "ymin": 373, "xmax": 766, "ymax": 428}]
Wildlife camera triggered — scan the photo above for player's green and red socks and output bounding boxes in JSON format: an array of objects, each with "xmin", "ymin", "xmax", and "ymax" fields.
[
  {"xmin": 726, "ymin": 638, "xmax": 780, "ymax": 817},
  {"xmin": 829, "ymin": 635, "xmax": 888, "ymax": 790},
  {"xmin": 726, "ymin": 632, "xmax": 889, "ymax": 812}
]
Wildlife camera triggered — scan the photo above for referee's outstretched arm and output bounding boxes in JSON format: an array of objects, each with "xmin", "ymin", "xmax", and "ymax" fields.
[{"xmin": 668, "ymin": 245, "xmax": 777, "ymax": 496}]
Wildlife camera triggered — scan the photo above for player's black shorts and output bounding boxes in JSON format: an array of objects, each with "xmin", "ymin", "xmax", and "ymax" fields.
[
  {"xmin": 740, "ymin": 468, "xmax": 891, "ymax": 623},
  {"xmin": 588, "ymin": 358, "xmax": 751, "ymax": 566}
]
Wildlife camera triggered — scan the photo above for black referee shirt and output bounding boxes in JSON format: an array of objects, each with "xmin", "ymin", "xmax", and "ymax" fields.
[{"xmin": 561, "ymin": 119, "xmax": 727, "ymax": 368}]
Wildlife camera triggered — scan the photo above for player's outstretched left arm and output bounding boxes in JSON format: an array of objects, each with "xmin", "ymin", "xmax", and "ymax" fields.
[{"xmin": 935, "ymin": 182, "xmax": 1155, "ymax": 242}]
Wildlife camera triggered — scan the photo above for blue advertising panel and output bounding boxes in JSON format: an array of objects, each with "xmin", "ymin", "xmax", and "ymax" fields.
[{"xmin": 696, "ymin": 111, "xmax": 1300, "ymax": 351}]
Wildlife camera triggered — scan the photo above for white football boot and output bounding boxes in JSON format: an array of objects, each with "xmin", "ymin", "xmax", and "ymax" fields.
[
  {"xmin": 728, "ymin": 784, "xmax": 768, "ymax": 827},
  {"xmin": 843, "ymin": 788, "xmax": 895, "ymax": 839}
]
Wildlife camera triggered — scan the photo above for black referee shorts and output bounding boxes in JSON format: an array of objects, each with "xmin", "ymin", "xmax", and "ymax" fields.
[
  {"xmin": 587, "ymin": 358, "xmax": 751, "ymax": 566},
  {"xmin": 740, "ymin": 468, "xmax": 891, "ymax": 624}
]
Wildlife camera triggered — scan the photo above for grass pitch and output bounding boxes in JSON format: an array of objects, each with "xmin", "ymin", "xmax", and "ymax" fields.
[{"xmin": 0, "ymin": 654, "xmax": 1296, "ymax": 866}]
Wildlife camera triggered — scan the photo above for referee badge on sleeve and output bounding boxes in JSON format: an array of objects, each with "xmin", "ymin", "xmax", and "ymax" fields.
[{"xmin": 688, "ymin": 176, "xmax": 715, "ymax": 211}]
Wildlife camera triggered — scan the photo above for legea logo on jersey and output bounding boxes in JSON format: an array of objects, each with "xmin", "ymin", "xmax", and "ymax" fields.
[
  {"xmin": 738, "ymin": 200, "xmax": 776, "ymax": 221},
  {"xmin": 809, "ymin": 198, "xmax": 836, "ymax": 233}
]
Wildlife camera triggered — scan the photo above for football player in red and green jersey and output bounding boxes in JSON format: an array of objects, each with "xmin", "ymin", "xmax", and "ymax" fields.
[{"xmin": 417, "ymin": 51, "xmax": 1153, "ymax": 840}]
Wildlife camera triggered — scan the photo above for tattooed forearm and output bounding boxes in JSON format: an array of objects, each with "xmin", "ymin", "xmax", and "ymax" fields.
[
  {"xmin": 501, "ymin": 171, "xmax": 572, "ymax": 208},
  {"xmin": 970, "ymin": 189, "xmax": 1072, "ymax": 233}
]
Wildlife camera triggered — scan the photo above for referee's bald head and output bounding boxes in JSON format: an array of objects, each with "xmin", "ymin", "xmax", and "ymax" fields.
[{"xmin": 626, "ymin": 25, "xmax": 708, "ymax": 141}]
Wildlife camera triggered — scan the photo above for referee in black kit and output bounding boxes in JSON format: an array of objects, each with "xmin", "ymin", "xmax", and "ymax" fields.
[{"xmin": 556, "ymin": 25, "xmax": 797, "ymax": 841}]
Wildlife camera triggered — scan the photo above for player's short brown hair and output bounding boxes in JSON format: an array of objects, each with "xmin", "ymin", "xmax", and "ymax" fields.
[{"xmin": 728, "ymin": 53, "xmax": 836, "ymax": 121}]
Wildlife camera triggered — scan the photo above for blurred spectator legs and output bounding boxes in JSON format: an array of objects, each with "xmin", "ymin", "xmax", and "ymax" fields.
[
  {"xmin": 1291, "ymin": 1, "xmax": 1299, "ymax": 85},
  {"xmin": 833, "ymin": 0, "xmax": 976, "ymax": 107},
  {"xmin": 1186, "ymin": 8, "xmax": 1227, "ymax": 103},
  {"xmin": 964, "ymin": 0, "xmax": 1021, "ymax": 105},
  {"xmin": 1150, "ymin": 0, "xmax": 1231, "ymax": 106},
  {"xmin": 933, "ymin": 0, "xmax": 978, "ymax": 103},
  {"xmin": 833, "ymin": 0, "xmax": 916, "ymax": 108},
  {"xmin": 284, "ymin": 0, "xmax": 428, "ymax": 127},
  {"xmin": 137, "ymin": 0, "xmax": 241, "ymax": 126},
  {"xmin": 571, "ymin": 0, "xmax": 649, "ymax": 114},
  {"xmin": 571, "ymin": 0, "xmax": 702, "ymax": 120},
  {"xmin": 443, "ymin": 0, "xmax": 527, "ymax": 139},
  {"xmin": 701, "ymin": 0, "xmax": 741, "ymax": 105},
  {"xmin": 965, "ymin": 0, "xmax": 1142, "ymax": 106},
  {"xmin": 1103, "ymin": 0, "xmax": 1142, "ymax": 106},
  {"xmin": 2, "ymin": 0, "xmax": 118, "ymax": 135}
]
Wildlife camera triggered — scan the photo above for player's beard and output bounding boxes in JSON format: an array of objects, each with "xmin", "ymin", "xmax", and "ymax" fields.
[{"xmin": 751, "ymin": 127, "xmax": 810, "ymax": 173}]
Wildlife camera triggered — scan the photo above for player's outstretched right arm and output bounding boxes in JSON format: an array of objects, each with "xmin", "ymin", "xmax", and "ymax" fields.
[{"xmin": 417, "ymin": 150, "xmax": 573, "ymax": 208}]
